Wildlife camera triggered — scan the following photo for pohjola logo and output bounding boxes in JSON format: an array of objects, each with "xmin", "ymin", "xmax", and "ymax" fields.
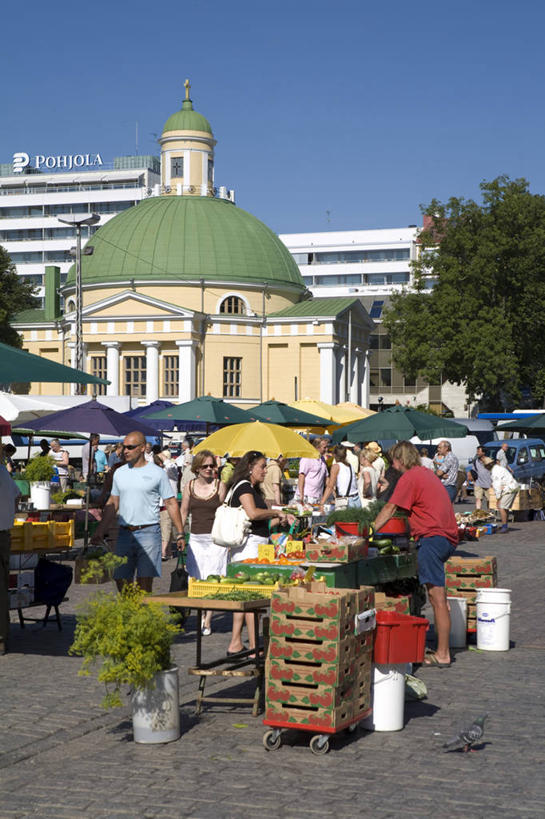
[{"xmin": 12, "ymin": 152, "xmax": 104, "ymax": 173}]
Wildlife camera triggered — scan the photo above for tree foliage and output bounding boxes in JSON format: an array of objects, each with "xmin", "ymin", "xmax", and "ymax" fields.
[
  {"xmin": 0, "ymin": 245, "xmax": 38, "ymax": 347},
  {"xmin": 383, "ymin": 176, "xmax": 545, "ymax": 409}
]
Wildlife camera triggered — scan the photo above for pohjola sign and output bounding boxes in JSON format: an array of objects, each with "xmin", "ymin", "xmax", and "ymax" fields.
[{"xmin": 12, "ymin": 151, "xmax": 104, "ymax": 173}]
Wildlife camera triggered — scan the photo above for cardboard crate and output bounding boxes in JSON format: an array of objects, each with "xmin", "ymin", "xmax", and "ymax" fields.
[
  {"xmin": 264, "ymin": 700, "xmax": 354, "ymax": 731},
  {"xmin": 266, "ymin": 657, "xmax": 356, "ymax": 687},
  {"xmin": 305, "ymin": 538, "xmax": 368, "ymax": 564},
  {"xmin": 269, "ymin": 634, "xmax": 355, "ymax": 665},
  {"xmin": 452, "ymin": 589, "xmax": 478, "ymax": 604},
  {"xmin": 488, "ymin": 488, "xmax": 542, "ymax": 511},
  {"xmin": 446, "ymin": 556, "xmax": 497, "ymax": 575},
  {"xmin": 446, "ymin": 573, "xmax": 497, "ymax": 590},
  {"xmin": 467, "ymin": 617, "xmax": 477, "ymax": 633},
  {"xmin": 270, "ymin": 613, "xmax": 353, "ymax": 642},
  {"xmin": 270, "ymin": 583, "xmax": 374, "ymax": 623},
  {"xmin": 374, "ymin": 592, "xmax": 411, "ymax": 616},
  {"xmin": 266, "ymin": 674, "xmax": 364, "ymax": 711}
]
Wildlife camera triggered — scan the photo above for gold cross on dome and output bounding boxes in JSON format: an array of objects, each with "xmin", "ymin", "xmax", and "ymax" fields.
[{"xmin": 184, "ymin": 79, "xmax": 191, "ymax": 100}]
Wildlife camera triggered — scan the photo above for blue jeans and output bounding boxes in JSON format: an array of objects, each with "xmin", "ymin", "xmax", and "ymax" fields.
[
  {"xmin": 114, "ymin": 524, "xmax": 162, "ymax": 580},
  {"xmin": 444, "ymin": 484, "xmax": 458, "ymax": 503}
]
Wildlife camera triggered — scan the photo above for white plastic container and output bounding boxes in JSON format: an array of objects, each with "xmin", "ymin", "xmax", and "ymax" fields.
[
  {"xmin": 362, "ymin": 663, "xmax": 406, "ymax": 732},
  {"xmin": 131, "ymin": 667, "xmax": 180, "ymax": 744},
  {"xmin": 30, "ymin": 481, "xmax": 51, "ymax": 511},
  {"xmin": 447, "ymin": 596, "xmax": 467, "ymax": 648},
  {"xmin": 476, "ymin": 588, "xmax": 511, "ymax": 652}
]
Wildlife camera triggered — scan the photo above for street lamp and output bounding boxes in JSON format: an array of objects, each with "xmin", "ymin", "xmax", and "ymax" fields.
[{"xmin": 57, "ymin": 214, "xmax": 100, "ymax": 389}]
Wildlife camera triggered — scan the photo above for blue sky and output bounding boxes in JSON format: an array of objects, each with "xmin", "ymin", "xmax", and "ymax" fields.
[{"xmin": 3, "ymin": 0, "xmax": 544, "ymax": 233}]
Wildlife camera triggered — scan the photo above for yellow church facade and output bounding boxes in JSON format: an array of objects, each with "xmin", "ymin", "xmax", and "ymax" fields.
[{"xmin": 13, "ymin": 84, "xmax": 374, "ymax": 408}]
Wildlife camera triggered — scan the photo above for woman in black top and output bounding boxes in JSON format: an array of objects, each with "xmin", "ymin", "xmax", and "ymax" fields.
[{"xmin": 226, "ymin": 451, "xmax": 292, "ymax": 655}]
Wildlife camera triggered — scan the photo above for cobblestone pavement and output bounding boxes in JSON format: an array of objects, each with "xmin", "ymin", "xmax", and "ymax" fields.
[{"xmin": 1, "ymin": 510, "xmax": 544, "ymax": 818}]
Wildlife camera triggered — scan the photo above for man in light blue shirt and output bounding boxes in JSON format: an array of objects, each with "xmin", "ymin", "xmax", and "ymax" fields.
[{"xmin": 107, "ymin": 431, "xmax": 184, "ymax": 592}]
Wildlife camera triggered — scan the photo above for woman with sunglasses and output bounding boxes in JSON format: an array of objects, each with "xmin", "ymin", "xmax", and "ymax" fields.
[
  {"xmin": 226, "ymin": 450, "xmax": 293, "ymax": 656},
  {"xmin": 180, "ymin": 449, "xmax": 227, "ymax": 636}
]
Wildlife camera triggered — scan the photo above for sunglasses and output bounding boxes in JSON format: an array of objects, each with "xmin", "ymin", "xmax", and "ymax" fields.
[
  {"xmin": 201, "ymin": 464, "xmax": 215, "ymax": 469},
  {"xmin": 122, "ymin": 444, "xmax": 140, "ymax": 450}
]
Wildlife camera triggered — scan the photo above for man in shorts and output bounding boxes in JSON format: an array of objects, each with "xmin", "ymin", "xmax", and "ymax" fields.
[
  {"xmin": 467, "ymin": 446, "xmax": 492, "ymax": 510},
  {"xmin": 374, "ymin": 440, "xmax": 459, "ymax": 668},
  {"xmin": 107, "ymin": 431, "xmax": 185, "ymax": 592}
]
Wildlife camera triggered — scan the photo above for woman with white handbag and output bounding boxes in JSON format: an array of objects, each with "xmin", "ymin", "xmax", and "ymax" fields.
[
  {"xmin": 318, "ymin": 445, "xmax": 362, "ymax": 513},
  {"xmin": 226, "ymin": 451, "xmax": 293, "ymax": 656}
]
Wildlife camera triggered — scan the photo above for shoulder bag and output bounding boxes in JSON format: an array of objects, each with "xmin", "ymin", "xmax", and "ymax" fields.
[
  {"xmin": 211, "ymin": 480, "xmax": 252, "ymax": 548},
  {"xmin": 334, "ymin": 464, "xmax": 353, "ymax": 510}
]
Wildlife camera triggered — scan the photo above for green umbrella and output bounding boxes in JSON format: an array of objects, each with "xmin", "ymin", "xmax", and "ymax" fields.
[
  {"xmin": 147, "ymin": 395, "xmax": 255, "ymax": 432},
  {"xmin": 331, "ymin": 405, "xmax": 468, "ymax": 444},
  {"xmin": 248, "ymin": 400, "xmax": 332, "ymax": 427},
  {"xmin": 0, "ymin": 342, "xmax": 108, "ymax": 386},
  {"xmin": 496, "ymin": 415, "xmax": 545, "ymax": 435}
]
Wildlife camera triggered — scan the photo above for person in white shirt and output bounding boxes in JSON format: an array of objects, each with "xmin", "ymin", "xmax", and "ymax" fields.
[
  {"xmin": 343, "ymin": 442, "xmax": 360, "ymax": 474},
  {"xmin": 49, "ymin": 438, "xmax": 70, "ymax": 491},
  {"xmin": 482, "ymin": 456, "xmax": 519, "ymax": 533},
  {"xmin": 0, "ymin": 455, "xmax": 21, "ymax": 654},
  {"xmin": 419, "ymin": 447, "xmax": 435, "ymax": 470},
  {"xmin": 367, "ymin": 441, "xmax": 386, "ymax": 481}
]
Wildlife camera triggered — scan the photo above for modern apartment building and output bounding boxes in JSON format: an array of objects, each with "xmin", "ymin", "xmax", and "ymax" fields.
[
  {"xmin": 0, "ymin": 155, "xmax": 160, "ymax": 305},
  {"xmin": 280, "ymin": 227, "xmax": 467, "ymax": 415}
]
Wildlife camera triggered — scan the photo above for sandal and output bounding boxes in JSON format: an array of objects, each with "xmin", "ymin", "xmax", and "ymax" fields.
[{"xmin": 421, "ymin": 653, "xmax": 451, "ymax": 668}]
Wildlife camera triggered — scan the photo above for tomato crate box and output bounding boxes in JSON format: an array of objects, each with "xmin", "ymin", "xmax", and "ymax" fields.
[
  {"xmin": 270, "ymin": 613, "xmax": 353, "ymax": 642},
  {"xmin": 269, "ymin": 634, "xmax": 355, "ymax": 665},
  {"xmin": 305, "ymin": 538, "xmax": 368, "ymax": 563},
  {"xmin": 374, "ymin": 592, "xmax": 411, "ymax": 616},
  {"xmin": 445, "ymin": 556, "xmax": 497, "ymax": 575},
  {"xmin": 445, "ymin": 573, "xmax": 496, "ymax": 590},
  {"xmin": 270, "ymin": 583, "xmax": 374, "ymax": 623},
  {"xmin": 264, "ymin": 701, "xmax": 354, "ymax": 731},
  {"xmin": 266, "ymin": 674, "xmax": 364, "ymax": 711},
  {"xmin": 266, "ymin": 657, "xmax": 357, "ymax": 687},
  {"xmin": 354, "ymin": 631, "xmax": 374, "ymax": 661}
]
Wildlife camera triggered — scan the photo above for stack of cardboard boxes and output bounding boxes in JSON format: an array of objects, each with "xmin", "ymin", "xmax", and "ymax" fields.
[
  {"xmin": 445, "ymin": 556, "xmax": 497, "ymax": 633},
  {"xmin": 265, "ymin": 582, "xmax": 375, "ymax": 731}
]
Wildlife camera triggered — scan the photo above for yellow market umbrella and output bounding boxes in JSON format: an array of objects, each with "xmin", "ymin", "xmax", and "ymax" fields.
[
  {"xmin": 336, "ymin": 401, "xmax": 376, "ymax": 419},
  {"xmin": 193, "ymin": 421, "xmax": 319, "ymax": 459},
  {"xmin": 288, "ymin": 399, "xmax": 360, "ymax": 425}
]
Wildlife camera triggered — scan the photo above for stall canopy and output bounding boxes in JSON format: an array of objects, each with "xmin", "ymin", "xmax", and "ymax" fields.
[
  {"xmin": 0, "ymin": 342, "xmax": 108, "ymax": 387},
  {"xmin": 288, "ymin": 399, "xmax": 365, "ymax": 425},
  {"xmin": 496, "ymin": 414, "xmax": 545, "ymax": 435},
  {"xmin": 23, "ymin": 399, "xmax": 158, "ymax": 438},
  {"xmin": 248, "ymin": 400, "xmax": 331, "ymax": 427},
  {"xmin": 331, "ymin": 405, "xmax": 469, "ymax": 444},
  {"xmin": 193, "ymin": 421, "xmax": 319, "ymax": 459},
  {"xmin": 124, "ymin": 400, "xmax": 178, "ymax": 432},
  {"xmin": 148, "ymin": 395, "xmax": 255, "ymax": 432}
]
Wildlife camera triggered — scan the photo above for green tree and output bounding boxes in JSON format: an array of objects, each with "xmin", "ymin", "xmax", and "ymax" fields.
[
  {"xmin": 0, "ymin": 245, "xmax": 38, "ymax": 347},
  {"xmin": 383, "ymin": 176, "xmax": 545, "ymax": 409}
]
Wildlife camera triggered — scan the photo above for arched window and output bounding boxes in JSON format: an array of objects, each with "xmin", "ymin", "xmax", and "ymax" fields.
[{"xmin": 219, "ymin": 296, "xmax": 246, "ymax": 315}]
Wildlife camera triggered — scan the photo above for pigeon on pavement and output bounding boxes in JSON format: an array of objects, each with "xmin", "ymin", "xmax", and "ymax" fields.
[{"xmin": 443, "ymin": 713, "xmax": 488, "ymax": 752}]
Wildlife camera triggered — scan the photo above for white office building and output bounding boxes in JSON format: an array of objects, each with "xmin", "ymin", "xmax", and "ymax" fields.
[
  {"xmin": 0, "ymin": 154, "xmax": 160, "ymax": 305},
  {"xmin": 280, "ymin": 226, "xmax": 467, "ymax": 415}
]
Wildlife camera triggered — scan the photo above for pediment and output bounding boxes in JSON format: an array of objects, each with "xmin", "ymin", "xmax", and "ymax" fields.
[{"xmin": 78, "ymin": 290, "xmax": 198, "ymax": 320}]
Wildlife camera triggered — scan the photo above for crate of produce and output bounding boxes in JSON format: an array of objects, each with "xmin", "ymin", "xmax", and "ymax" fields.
[
  {"xmin": 50, "ymin": 520, "xmax": 75, "ymax": 550},
  {"xmin": 373, "ymin": 610, "xmax": 429, "ymax": 664},
  {"xmin": 187, "ymin": 576, "xmax": 279, "ymax": 598},
  {"xmin": 357, "ymin": 552, "xmax": 418, "ymax": 586},
  {"xmin": 374, "ymin": 591, "xmax": 411, "ymax": 616},
  {"xmin": 446, "ymin": 556, "xmax": 497, "ymax": 575},
  {"xmin": 445, "ymin": 572, "xmax": 497, "ymax": 590},
  {"xmin": 264, "ymin": 700, "xmax": 355, "ymax": 732},
  {"xmin": 266, "ymin": 657, "xmax": 357, "ymax": 687},
  {"xmin": 266, "ymin": 674, "xmax": 363, "ymax": 711},
  {"xmin": 305, "ymin": 538, "xmax": 368, "ymax": 563},
  {"xmin": 271, "ymin": 583, "xmax": 374, "ymax": 620},
  {"xmin": 269, "ymin": 633, "xmax": 355, "ymax": 665}
]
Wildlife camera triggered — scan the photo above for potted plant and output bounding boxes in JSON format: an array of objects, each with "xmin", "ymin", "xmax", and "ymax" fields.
[
  {"xmin": 23, "ymin": 454, "xmax": 56, "ymax": 510},
  {"xmin": 69, "ymin": 560, "xmax": 181, "ymax": 744},
  {"xmin": 326, "ymin": 501, "xmax": 385, "ymax": 536}
]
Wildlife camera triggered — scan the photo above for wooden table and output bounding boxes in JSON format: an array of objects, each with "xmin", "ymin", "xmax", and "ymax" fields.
[{"xmin": 146, "ymin": 592, "xmax": 270, "ymax": 716}]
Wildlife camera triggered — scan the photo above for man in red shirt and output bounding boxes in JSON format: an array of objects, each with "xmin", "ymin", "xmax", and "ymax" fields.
[{"xmin": 374, "ymin": 441, "xmax": 458, "ymax": 668}]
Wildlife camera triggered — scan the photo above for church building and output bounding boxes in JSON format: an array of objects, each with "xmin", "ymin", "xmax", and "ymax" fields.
[{"xmin": 13, "ymin": 82, "xmax": 374, "ymax": 407}]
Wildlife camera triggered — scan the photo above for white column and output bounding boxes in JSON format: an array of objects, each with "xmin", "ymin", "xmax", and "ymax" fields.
[
  {"xmin": 350, "ymin": 347, "xmax": 360, "ymax": 404},
  {"xmin": 337, "ymin": 346, "xmax": 347, "ymax": 404},
  {"xmin": 318, "ymin": 342, "xmax": 336, "ymax": 404},
  {"xmin": 176, "ymin": 340, "xmax": 197, "ymax": 403},
  {"xmin": 142, "ymin": 342, "xmax": 160, "ymax": 404},
  {"xmin": 102, "ymin": 342, "xmax": 120, "ymax": 396},
  {"xmin": 67, "ymin": 342, "xmax": 77, "ymax": 395},
  {"xmin": 362, "ymin": 350, "xmax": 371, "ymax": 409}
]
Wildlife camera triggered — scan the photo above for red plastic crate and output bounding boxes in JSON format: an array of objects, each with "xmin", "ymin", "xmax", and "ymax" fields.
[
  {"xmin": 335, "ymin": 522, "xmax": 368, "ymax": 538},
  {"xmin": 373, "ymin": 610, "xmax": 429, "ymax": 664}
]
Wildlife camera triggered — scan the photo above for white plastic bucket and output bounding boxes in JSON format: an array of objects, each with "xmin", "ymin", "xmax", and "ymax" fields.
[
  {"xmin": 30, "ymin": 482, "xmax": 51, "ymax": 511},
  {"xmin": 361, "ymin": 664, "xmax": 405, "ymax": 732},
  {"xmin": 131, "ymin": 667, "xmax": 180, "ymax": 743},
  {"xmin": 447, "ymin": 597, "xmax": 467, "ymax": 648},
  {"xmin": 476, "ymin": 588, "xmax": 511, "ymax": 652}
]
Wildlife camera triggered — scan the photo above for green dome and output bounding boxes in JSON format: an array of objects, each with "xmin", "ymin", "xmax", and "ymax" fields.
[
  {"xmin": 163, "ymin": 99, "xmax": 213, "ymax": 135},
  {"xmin": 68, "ymin": 196, "xmax": 305, "ymax": 290}
]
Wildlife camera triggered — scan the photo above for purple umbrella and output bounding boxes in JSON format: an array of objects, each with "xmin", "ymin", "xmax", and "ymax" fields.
[
  {"xmin": 24, "ymin": 399, "xmax": 158, "ymax": 437},
  {"xmin": 123, "ymin": 400, "xmax": 177, "ymax": 432}
]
